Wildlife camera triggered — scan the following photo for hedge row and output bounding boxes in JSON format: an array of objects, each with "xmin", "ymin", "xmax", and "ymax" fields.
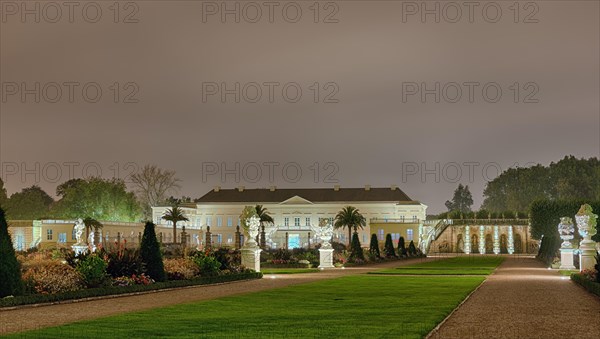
[
  {"xmin": 261, "ymin": 263, "xmax": 310, "ymax": 269},
  {"xmin": 571, "ymin": 273, "xmax": 600, "ymax": 298},
  {"xmin": 0, "ymin": 272, "xmax": 262, "ymax": 308}
]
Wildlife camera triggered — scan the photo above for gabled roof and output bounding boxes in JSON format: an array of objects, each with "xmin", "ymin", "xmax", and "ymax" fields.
[{"xmin": 194, "ymin": 187, "xmax": 416, "ymax": 204}]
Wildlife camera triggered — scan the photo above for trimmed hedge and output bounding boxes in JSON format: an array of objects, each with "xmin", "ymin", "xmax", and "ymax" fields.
[
  {"xmin": 0, "ymin": 272, "xmax": 262, "ymax": 308},
  {"xmin": 261, "ymin": 262, "xmax": 310, "ymax": 269},
  {"xmin": 571, "ymin": 273, "xmax": 600, "ymax": 298}
]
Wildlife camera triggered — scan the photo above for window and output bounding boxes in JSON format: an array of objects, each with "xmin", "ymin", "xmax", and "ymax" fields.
[
  {"xmin": 284, "ymin": 217, "xmax": 289, "ymax": 227},
  {"xmin": 217, "ymin": 217, "xmax": 223, "ymax": 227},
  {"xmin": 227, "ymin": 217, "xmax": 233, "ymax": 227},
  {"xmin": 378, "ymin": 229, "xmax": 384, "ymax": 241},
  {"xmin": 400, "ymin": 216, "xmax": 405, "ymax": 222},
  {"xmin": 329, "ymin": 217, "xmax": 334, "ymax": 226},
  {"xmin": 362, "ymin": 234, "xmax": 367, "ymax": 243},
  {"xmin": 294, "ymin": 217, "xmax": 300, "ymax": 227},
  {"xmin": 196, "ymin": 217, "xmax": 202, "ymax": 227},
  {"xmin": 407, "ymin": 229, "xmax": 414, "ymax": 241},
  {"xmin": 305, "ymin": 217, "xmax": 311, "ymax": 226},
  {"xmin": 206, "ymin": 217, "xmax": 212, "ymax": 227},
  {"xmin": 227, "ymin": 235, "xmax": 233, "ymax": 243},
  {"xmin": 412, "ymin": 215, "xmax": 418, "ymax": 222},
  {"xmin": 58, "ymin": 233, "xmax": 67, "ymax": 243},
  {"xmin": 217, "ymin": 234, "xmax": 223, "ymax": 244},
  {"xmin": 47, "ymin": 229, "xmax": 53, "ymax": 240}
]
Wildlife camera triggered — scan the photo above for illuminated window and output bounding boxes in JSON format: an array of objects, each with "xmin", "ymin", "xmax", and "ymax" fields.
[
  {"xmin": 58, "ymin": 233, "xmax": 67, "ymax": 243},
  {"xmin": 407, "ymin": 229, "xmax": 414, "ymax": 241},
  {"xmin": 284, "ymin": 218, "xmax": 289, "ymax": 227},
  {"xmin": 294, "ymin": 218, "xmax": 300, "ymax": 227},
  {"xmin": 305, "ymin": 217, "xmax": 311, "ymax": 226},
  {"xmin": 206, "ymin": 217, "xmax": 212, "ymax": 227},
  {"xmin": 227, "ymin": 217, "xmax": 233, "ymax": 227},
  {"xmin": 47, "ymin": 229, "xmax": 53, "ymax": 240},
  {"xmin": 378, "ymin": 229, "xmax": 384, "ymax": 241},
  {"xmin": 217, "ymin": 217, "xmax": 222, "ymax": 227}
]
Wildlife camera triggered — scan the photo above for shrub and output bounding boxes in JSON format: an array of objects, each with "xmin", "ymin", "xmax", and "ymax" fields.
[
  {"xmin": 383, "ymin": 234, "xmax": 396, "ymax": 258},
  {"xmin": 192, "ymin": 254, "xmax": 222, "ymax": 276},
  {"xmin": 272, "ymin": 249, "xmax": 293, "ymax": 262},
  {"xmin": 408, "ymin": 240, "xmax": 417, "ymax": 256},
  {"xmin": 100, "ymin": 246, "xmax": 145, "ymax": 278},
  {"xmin": 369, "ymin": 234, "xmax": 380, "ymax": 258},
  {"xmin": 0, "ymin": 208, "xmax": 23, "ymax": 297},
  {"xmin": 140, "ymin": 222, "xmax": 166, "ymax": 282},
  {"xmin": 163, "ymin": 258, "xmax": 200, "ymax": 280},
  {"xmin": 349, "ymin": 233, "xmax": 364, "ymax": 261},
  {"xmin": 212, "ymin": 248, "xmax": 241, "ymax": 271},
  {"xmin": 22, "ymin": 261, "xmax": 83, "ymax": 294},
  {"xmin": 398, "ymin": 236, "xmax": 407, "ymax": 257},
  {"xmin": 76, "ymin": 254, "xmax": 108, "ymax": 288}
]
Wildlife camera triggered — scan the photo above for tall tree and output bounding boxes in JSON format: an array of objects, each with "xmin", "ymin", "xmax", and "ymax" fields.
[
  {"xmin": 0, "ymin": 208, "xmax": 22, "ymax": 297},
  {"xmin": 0, "ymin": 178, "xmax": 8, "ymax": 208},
  {"xmin": 130, "ymin": 165, "xmax": 181, "ymax": 219},
  {"xmin": 445, "ymin": 184, "xmax": 473, "ymax": 213},
  {"xmin": 4, "ymin": 185, "xmax": 53, "ymax": 219},
  {"xmin": 334, "ymin": 206, "xmax": 366, "ymax": 245},
  {"xmin": 140, "ymin": 221, "xmax": 166, "ymax": 282},
  {"xmin": 162, "ymin": 206, "xmax": 189, "ymax": 244},
  {"xmin": 52, "ymin": 177, "xmax": 141, "ymax": 222}
]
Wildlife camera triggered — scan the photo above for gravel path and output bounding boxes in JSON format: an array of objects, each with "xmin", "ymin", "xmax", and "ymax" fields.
[
  {"xmin": 431, "ymin": 257, "xmax": 600, "ymax": 339},
  {"xmin": 0, "ymin": 257, "xmax": 434, "ymax": 335}
]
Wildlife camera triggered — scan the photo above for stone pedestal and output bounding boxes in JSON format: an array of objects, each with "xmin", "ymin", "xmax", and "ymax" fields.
[
  {"xmin": 507, "ymin": 226, "xmax": 515, "ymax": 255},
  {"xmin": 72, "ymin": 244, "xmax": 88, "ymax": 256},
  {"xmin": 559, "ymin": 248, "xmax": 575, "ymax": 270},
  {"xmin": 318, "ymin": 248, "xmax": 335, "ymax": 269},
  {"xmin": 241, "ymin": 247, "xmax": 262, "ymax": 272},
  {"xmin": 579, "ymin": 241, "xmax": 596, "ymax": 271},
  {"xmin": 478, "ymin": 226, "xmax": 485, "ymax": 255}
]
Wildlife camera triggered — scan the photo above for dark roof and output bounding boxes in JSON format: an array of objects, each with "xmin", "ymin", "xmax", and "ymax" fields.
[{"xmin": 194, "ymin": 187, "xmax": 416, "ymax": 204}]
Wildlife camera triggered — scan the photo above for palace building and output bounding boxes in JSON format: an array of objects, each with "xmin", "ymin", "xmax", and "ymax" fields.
[{"xmin": 151, "ymin": 185, "xmax": 428, "ymax": 249}]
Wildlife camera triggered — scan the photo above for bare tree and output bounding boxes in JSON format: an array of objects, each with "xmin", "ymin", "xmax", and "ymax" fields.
[{"xmin": 130, "ymin": 165, "xmax": 181, "ymax": 219}]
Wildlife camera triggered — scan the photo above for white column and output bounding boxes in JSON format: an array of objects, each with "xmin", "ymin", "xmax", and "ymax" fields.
[
  {"xmin": 464, "ymin": 225, "xmax": 471, "ymax": 254},
  {"xmin": 478, "ymin": 226, "xmax": 485, "ymax": 254},
  {"xmin": 507, "ymin": 226, "xmax": 514, "ymax": 255},
  {"xmin": 493, "ymin": 225, "xmax": 500, "ymax": 254}
]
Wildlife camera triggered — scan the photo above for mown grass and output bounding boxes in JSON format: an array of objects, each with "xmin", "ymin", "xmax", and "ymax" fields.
[
  {"xmin": 372, "ymin": 256, "xmax": 504, "ymax": 275},
  {"xmin": 8, "ymin": 275, "xmax": 485, "ymax": 339},
  {"xmin": 261, "ymin": 268, "xmax": 320, "ymax": 274}
]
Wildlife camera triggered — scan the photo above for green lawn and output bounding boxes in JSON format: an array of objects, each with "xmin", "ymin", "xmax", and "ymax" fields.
[
  {"xmin": 8, "ymin": 275, "xmax": 485, "ymax": 339},
  {"xmin": 261, "ymin": 268, "xmax": 320, "ymax": 274},
  {"xmin": 373, "ymin": 256, "xmax": 504, "ymax": 275}
]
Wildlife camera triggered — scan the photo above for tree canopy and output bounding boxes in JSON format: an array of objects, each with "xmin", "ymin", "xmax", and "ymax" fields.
[
  {"xmin": 445, "ymin": 184, "xmax": 473, "ymax": 213},
  {"xmin": 4, "ymin": 185, "xmax": 54, "ymax": 220},
  {"xmin": 52, "ymin": 177, "xmax": 141, "ymax": 222},
  {"xmin": 482, "ymin": 156, "xmax": 600, "ymax": 212},
  {"xmin": 130, "ymin": 165, "xmax": 181, "ymax": 219}
]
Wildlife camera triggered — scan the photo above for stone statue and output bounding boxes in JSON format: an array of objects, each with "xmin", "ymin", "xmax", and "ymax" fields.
[
  {"xmin": 311, "ymin": 218, "xmax": 334, "ymax": 249},
  {"xmin": 74, "ymin": 218, "xmax": 85, "ymax": 244},
  {"xmin": 245, "ymin": 215, "xmax": 261, "ymax": 248}
]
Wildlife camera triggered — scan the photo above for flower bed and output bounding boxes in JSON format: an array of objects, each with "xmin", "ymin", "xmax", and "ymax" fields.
[
  {"xmin": 0, "ymin": 272, "xmax": 262, "ymax": 308},
  {"xmin": 571, "ymin": 273, "xmax": 600, "ymax": 297}
]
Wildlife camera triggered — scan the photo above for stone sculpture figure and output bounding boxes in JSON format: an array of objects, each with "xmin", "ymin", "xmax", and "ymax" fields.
[{"xmin": 74, "ymin": 218, "xmax": 85, "ymax": 244}]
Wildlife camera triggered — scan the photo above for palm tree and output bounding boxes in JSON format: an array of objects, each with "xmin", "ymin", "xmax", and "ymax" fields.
[
  {"xmin": 255, "ymin": 205, "xmax": 274, "ymax": 224},
  {"xmin": 162, "ymin": 206, "xmax": 189, "ymax": 243},
  {"xmin": 334, "ymin": 206, "xmax": 366, "ymax": 246},
  {"xmin": 255, "ymin": 205, "xmax": 273, "ymax": 248},
  {"xmin": 83, "ymin": 217, "xmax": 103, "ymax": 246}
]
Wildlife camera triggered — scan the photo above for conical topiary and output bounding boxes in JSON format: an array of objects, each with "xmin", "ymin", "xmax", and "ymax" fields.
[
  {"xmin": 398, "ymin": 236, "xmax": 407, "ymax": 257},
  {"xmin": 369, "ymin": 234, "xmax": 380, "ymax": 258},
  {"xmin": 408, "ymin": 240, "xmax": 417, "ymax": 256},
  {"xmin": 0, "ymin": 208, "xmax": 23, "ymax": 297},
  {"xmin": 349, "ymin": 233, "xmax": 364, "ymax": 261},
  {"xmin": 384, "ymin": 234, "xmax": 396, "ymax": 258},
  {"xmin": 140, "ymin": 221, "xmax": 166, "ymax": 282}
]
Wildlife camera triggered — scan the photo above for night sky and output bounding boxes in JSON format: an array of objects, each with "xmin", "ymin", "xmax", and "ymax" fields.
[{"xmin": 1, "ymin": 1, "xmax": 598, "ymax": 213}]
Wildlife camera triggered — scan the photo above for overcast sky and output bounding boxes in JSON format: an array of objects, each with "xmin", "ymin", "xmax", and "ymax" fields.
[{"xmin": 1, "ymin": 1, "xmax": 599, "ymax": 213}]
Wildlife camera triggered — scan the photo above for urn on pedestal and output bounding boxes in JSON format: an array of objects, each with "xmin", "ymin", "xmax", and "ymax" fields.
[
  {"xmin": 575, "ymin": 204, "xmax": 597, "ymax": 272},
  {"xmin": 558, "ymin": 217, "xmax": 575, "ymax": 270}
]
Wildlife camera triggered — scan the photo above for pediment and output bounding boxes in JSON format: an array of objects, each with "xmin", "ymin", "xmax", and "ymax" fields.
[{"xmin": 279, "ymin": 195, "xmax": 314, "ymax": 205}]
